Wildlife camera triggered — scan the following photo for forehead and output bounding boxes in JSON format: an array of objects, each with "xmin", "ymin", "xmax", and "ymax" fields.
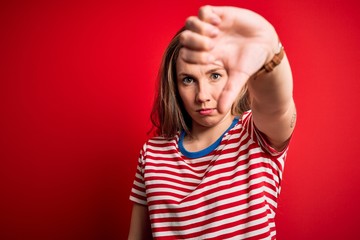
[{"xmin": 176, "ymin": 57, "xmax": 226, "ymax": 75}]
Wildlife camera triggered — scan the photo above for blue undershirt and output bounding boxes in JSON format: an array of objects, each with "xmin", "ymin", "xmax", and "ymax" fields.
[{"xmin": 179, "ymin": 117, "xmax": 239, "ymax": 159}]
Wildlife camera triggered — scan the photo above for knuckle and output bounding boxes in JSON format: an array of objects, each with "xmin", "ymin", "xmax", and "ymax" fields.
[
  {"xmin": 185, "ymin": 18, "xmax": 199, "ymax": 33},
  {"xmin": 198, "ymin": 6, "xmax": 206, "ymax": 16},
  {"xmin": 178, "ymin": 31, "xmax": 187, "ymax": 43},
  {"xmin": 205, "ymin": 38, "xmax": 214, "ymax": 50},
  {"xmin": 185, "ymin": 16, "xmax": 196, "ymax": 27},
  {"xmin": 179, "ymin": 30, "xmax": 192, "ymax": 45},
  {"xmin": 199, "ymin": 5, "xmax": 210, "ymax": 15},
  {"xmin": 198, "ymin": 5, "xmax": 212, "ymax": 20}
]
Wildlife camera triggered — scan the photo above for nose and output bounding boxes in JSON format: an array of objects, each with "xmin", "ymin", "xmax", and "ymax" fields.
[{"xmin": 196, "ymin": 81, "xmax": 211, "ymax": 103}]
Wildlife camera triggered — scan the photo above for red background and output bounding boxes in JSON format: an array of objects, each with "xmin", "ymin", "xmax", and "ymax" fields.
[{"xmin": 1, "ymin": 0, "xmax": 360, "ymax": 239}]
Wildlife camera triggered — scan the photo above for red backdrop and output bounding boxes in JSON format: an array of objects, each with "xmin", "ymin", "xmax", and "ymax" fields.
[{"xmin": 1, "ymin": 0, "xmax": 360, "ymax": 239}]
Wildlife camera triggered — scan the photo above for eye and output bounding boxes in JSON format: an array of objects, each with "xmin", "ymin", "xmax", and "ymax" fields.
[
  {"xmin": 182, "ymin": 77, "xmax": 194, "ymax": 85},
  {"xmin": 210, "ymin": 73, "xmax": 221, "ymax": 80}
]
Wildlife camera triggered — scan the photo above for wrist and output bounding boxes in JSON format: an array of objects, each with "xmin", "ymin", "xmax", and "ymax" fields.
[{"xmin": 253, "ymin": 42, "xmax": 284, "ymax": 79}]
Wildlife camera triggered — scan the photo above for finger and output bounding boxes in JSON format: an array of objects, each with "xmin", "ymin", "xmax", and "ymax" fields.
[
  {"xmin": 179, "ymin": 30, "xmax": 214, "ymax": 51},
  {"xmin": 185, "ymin": 16, "xmax": 220, "ymax": 37},
  {"xmin": 209, "ymin": 6, "xmax": 230, "ymax": 19},
  {"xmin": 198, "ymin": 5, "xmax": 221, "ymax": 25},
  {"xmin": 179, "ymin": 48, "xmax": 216, "ymax": 65},
  {"xmin": 217, "ymin": 71, "xmax": 250, "ymax": 114}
]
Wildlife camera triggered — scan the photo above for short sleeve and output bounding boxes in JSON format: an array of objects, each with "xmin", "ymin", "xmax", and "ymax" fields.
[
  {"xmin": 242, "ymin": 110, "xmax": 290, "ymax": 157},
  {"xmin": 242, "ymin": 111, "xmax": 289, "ymax": 196},
  {"xmin": 129, "ymin": 143, "xmax": 148, "ymax": 206}
]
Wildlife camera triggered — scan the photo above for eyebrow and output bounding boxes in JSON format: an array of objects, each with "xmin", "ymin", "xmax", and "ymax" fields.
[
  {"xmin": 206, "ymin": 67, "xmax": 226, "ymax": 74},
  {"xmin": 177, "ymin": 67, "xmax": 226, "ymax": 77}
]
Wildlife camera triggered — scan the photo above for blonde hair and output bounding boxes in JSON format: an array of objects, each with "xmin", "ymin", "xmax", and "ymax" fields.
[{"xmin": 150, "ymin": 27, "xmax": 250, "ymax": 138}]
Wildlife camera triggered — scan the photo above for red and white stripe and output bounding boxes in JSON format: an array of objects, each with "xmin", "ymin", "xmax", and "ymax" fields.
[{"xmin": 130, "ymin": 111, "xmax": 288, "ymax": 239}]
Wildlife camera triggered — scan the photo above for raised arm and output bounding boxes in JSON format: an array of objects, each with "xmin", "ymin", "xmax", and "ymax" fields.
[{"xmin": 179, "ymin": 5, "xmax": 296, "ymax": 149}]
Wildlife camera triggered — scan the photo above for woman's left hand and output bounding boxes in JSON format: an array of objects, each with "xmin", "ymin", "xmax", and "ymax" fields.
[{"xmin": 179, "ymin": 5, "xmax": 280, "ymax": 114}]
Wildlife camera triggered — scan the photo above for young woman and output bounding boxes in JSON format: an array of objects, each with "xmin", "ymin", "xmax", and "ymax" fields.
[{"xmin": 128, "ymin": 6, "xmax": 296, "ymax": 240}]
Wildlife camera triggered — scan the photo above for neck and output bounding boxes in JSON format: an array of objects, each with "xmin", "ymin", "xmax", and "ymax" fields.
[{"xmin": 184, "ymin": 112, "xmax": 234, "ymax": 152}]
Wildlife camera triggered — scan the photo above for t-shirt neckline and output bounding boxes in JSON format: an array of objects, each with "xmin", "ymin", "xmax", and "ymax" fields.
[{"xmin": 179, "ymin": 117, "xmax": 239, "ymax": 159}]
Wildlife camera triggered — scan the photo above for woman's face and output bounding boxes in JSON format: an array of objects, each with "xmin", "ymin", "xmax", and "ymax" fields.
[{"xmin": 176, "ymin": 57, "xmax": 233, "ymax": 131}]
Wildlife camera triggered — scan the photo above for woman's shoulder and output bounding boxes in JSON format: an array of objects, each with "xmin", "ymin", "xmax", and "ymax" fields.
[
  {"xmin": 143, "ymin": 133, "xmax": 180, "ymax": 147},
  {"xmin": 230, "ymin": 110, "xmax": 252, "ymax": 130},
  {"xmin": 139, "ymin": 134, "xmax": 180, "ymax": 159},
  {"xmin": 241, "ymin": 110, "xmax": 252, "ymax": 121}
]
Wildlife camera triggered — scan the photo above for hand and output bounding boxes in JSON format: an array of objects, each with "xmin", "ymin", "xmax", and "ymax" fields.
[{"xmin": 179, "ymin": 6, "xmax": 280, "ymax": 113}]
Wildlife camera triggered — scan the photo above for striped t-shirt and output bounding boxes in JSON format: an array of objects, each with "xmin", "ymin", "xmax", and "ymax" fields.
[{"xmin": 130, "ymin": 111, "xmax": 289, "ymax": 239}]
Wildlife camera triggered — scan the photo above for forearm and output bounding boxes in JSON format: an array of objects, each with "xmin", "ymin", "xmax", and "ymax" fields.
[
  {"xmin": 249, "ymin": 52, "xmax": 294, "ymax": 115},
  {"xmin": 248, "ymin": 51, "xmax": 296, "ymax": 149}
]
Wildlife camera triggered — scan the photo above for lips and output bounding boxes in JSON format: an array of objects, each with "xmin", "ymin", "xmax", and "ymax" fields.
[{"xmin": 197, "ymin": 108, "xmax": 215, "ymax": 115}]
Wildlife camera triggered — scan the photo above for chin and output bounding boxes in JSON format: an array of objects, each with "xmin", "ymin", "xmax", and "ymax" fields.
[{"xmin": 193, "ymin": 115, "xmax": 229, "ymax": 128}]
